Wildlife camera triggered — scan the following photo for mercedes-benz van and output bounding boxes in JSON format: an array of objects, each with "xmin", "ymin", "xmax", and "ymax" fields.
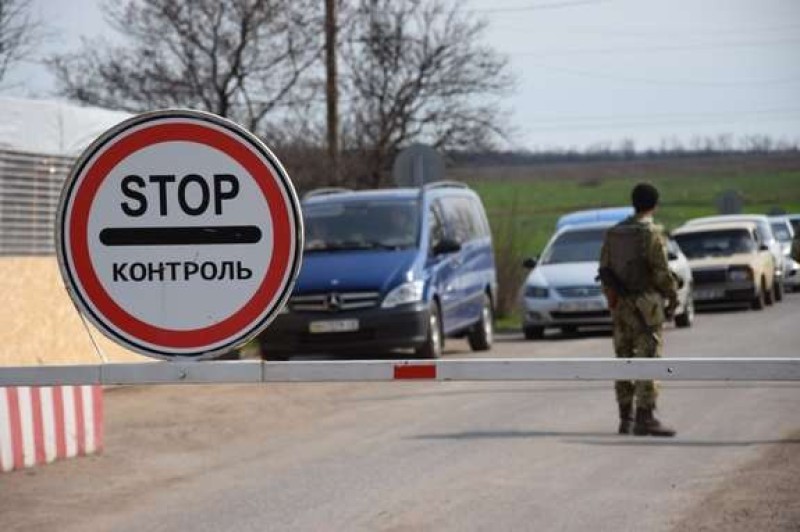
[{"xmin": 259, "ymin": 182, "xmax": 497, "ymax": 359}]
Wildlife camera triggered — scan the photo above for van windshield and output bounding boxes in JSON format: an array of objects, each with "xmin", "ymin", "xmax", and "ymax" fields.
[
  {"xmin": 303, "ymin": 199, "xmax": 419, "ymax": 252},
  {"xmin": 542, "ymin": 229, "xmax": 606, "ymax": 264},
  {"xmin": 674, "ymin": 229, "xmax": 756, "ymax": 259}
]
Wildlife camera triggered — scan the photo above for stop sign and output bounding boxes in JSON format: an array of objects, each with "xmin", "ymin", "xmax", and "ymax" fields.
[{"xmin": 56, "ymin": 110, "xmax": 303, "ymax": 360}]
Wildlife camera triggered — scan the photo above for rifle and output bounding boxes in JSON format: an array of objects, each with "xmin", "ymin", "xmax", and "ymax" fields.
[{"xmin": 597, "ymin": 266, "xmax": 660, "ymax": 345}]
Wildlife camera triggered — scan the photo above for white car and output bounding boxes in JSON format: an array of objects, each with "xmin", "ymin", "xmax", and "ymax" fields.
[
  {"xmin": 520, "ymin": 220, "xmax": 694, "ymax": 339},
  {"xmin": 685, "ymin": 215, "xmax": 785, "ymax": 302},
  {"xmin": 769, "ymin": 216, "xmax": 799, "ymax": 292}
]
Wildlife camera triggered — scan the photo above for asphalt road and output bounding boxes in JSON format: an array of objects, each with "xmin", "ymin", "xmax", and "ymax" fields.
[{"xmin": 2, "ymin": 294, "xmax": 800, "ymax": 531}]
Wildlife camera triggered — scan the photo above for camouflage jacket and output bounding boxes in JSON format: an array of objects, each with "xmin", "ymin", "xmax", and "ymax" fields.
[{"xmin": 599, "ymin": 214, "xmax": 678, "ymax": 327}]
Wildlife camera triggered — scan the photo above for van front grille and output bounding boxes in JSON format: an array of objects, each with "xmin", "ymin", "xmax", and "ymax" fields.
[{"xmin": 290, "ymin": 291, "xmax": 381, "ymax": 312}]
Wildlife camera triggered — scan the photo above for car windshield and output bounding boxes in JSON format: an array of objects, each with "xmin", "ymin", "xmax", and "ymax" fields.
[
  {"xmin": 770, "ymin": 222, "xmax": 792, "ymax": 242},
  {"xmin": 541, "ymin": 228, "xmax": 606, "ymax": 264},
  {"xmin": 674, "ymin": 229, "xmax": 756, "ymax": 259},
  {"xmin": 303, "ymin": 199, "xmax": 419, "ymax": 252}
]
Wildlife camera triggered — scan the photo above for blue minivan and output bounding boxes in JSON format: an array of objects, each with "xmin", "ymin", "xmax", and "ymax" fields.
[{"xmin": 259, "ymin": 182, "xmax": 497, "ymax": 359}]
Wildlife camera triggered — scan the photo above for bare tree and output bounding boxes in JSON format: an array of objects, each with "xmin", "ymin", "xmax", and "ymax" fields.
[
  {"xmin": 340, "ymin": 0, "xmax": 513, "ymax": 187},
  {"xmin": 0, "ymin": 0, "xmax": 43, "ymax": 83},
  {"xmin": 49, "ymin": 0, "xmax": 323, "ymax": 138}
]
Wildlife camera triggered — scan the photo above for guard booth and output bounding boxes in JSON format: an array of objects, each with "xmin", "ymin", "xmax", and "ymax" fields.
[{"xmin": 0, "ymin": 97, "xmax": 146, "ymax": 367}]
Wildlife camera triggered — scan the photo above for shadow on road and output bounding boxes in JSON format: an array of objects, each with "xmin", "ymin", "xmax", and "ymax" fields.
[
  {"xmin": 412, "ymin": 430, "xmax": 800, "ymax": 447},
  {"xmin": 573, "ymin": 438, "xmax": 800, "ymax": 447},
  {"xmin": 413, "ymin": 430, "xmax": 615, "ymax": 440}
]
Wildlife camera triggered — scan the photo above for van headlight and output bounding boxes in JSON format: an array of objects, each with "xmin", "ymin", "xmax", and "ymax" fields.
[{"xmin": 382, "ymin": 281, "xmax": 425, "ymax": 308}]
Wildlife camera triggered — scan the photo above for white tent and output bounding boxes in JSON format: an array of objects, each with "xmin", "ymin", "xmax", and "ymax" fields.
[{"xmin": 0, "ymin": 97, "xmax": 131, "ymax": 156}]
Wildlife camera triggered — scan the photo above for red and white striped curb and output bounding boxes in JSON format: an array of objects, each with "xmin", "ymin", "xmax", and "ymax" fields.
[{"xmin": 0, "ymin": 385, "xmax": 103, "ymax": 473}]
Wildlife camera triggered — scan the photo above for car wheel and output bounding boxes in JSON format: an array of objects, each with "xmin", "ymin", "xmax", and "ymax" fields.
[
  {"xmin": 674, "ymin": 296, "xmax": 694, "ymax": 328},
  {"xmin": 523, "ymin": 326, "xmax": 545, "ymax": 340},
  {"xmin": 416, "ymin": 302, "xmax": 443, "ymax": 359},
  {"xmin": 751, "ymin": 282, "xmax": 766, "ymax": 310},
  {"xmin": 774, "ymin": 279, "xmax": 784, "ymax": 302},
  {"xmin": 468, "ymin": 294, "xmax": 494, "ymax": 351}
]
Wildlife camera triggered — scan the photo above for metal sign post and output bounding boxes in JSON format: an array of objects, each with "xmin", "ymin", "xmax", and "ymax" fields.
[
  {"xmin": 55, "ymin": 110, "xmax": 303, "ymax": 360},
  {"xmin": 392, "ymin": 143, "xmax": 445, "ymax": 187}
]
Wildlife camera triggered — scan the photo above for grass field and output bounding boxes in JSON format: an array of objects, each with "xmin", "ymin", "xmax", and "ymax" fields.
[{"xmin": 451, "ymin": 153, "xmax": 800, "ymax": 319}]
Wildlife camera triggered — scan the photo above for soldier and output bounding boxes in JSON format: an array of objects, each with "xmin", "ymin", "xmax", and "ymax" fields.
[{"xmin": 598, "ymin": 183, "xmax": 678, "ymax": 437}]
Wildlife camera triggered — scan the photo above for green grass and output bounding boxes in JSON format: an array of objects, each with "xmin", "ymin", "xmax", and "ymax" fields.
[{"xmin": 470, "ymin": 169, "xmax": 800, "ymax": 256}]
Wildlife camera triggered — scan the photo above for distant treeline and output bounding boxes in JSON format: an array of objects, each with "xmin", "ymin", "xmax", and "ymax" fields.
[{"xmin": 449, "ymin": 145, "xmax": 800, "ymax": 167}]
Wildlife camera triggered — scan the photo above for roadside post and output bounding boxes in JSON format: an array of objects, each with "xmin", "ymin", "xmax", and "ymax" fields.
[{"xmin": 392, "ymin": 143, "xmax": 444, "ymax": 187}]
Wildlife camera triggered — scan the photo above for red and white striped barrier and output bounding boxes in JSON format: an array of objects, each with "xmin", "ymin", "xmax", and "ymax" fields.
[{"xmin": 0, "ymin": 385, "xmax": 103, "ymax": 473}]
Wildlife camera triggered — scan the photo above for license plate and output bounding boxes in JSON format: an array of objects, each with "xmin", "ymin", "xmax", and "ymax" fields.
[
  {"xmin": 309, "ymin": 319, "xmax": 359, "ymax": 334},
  {"xmin": 694, "ymin": 288, "xmax": 724, "ymax": 300},
  {"xmin": 559, "ymin": 300, "xmax": 602, "ymax": 312}
]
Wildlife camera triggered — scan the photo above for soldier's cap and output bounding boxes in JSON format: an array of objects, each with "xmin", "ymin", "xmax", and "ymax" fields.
[{"xmin": 632, "ymin": 183, "xmax": 659, "ymax": 212}]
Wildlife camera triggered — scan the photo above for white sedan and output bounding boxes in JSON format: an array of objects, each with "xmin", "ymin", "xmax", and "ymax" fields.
[{"xmin": 520, "ymin": 221, "xmax": 694, "ymax": 339}]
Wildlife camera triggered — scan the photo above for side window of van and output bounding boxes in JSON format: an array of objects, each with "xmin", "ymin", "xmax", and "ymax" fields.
[
  {"xmin": 468, "ymin": 197, "xmax": 490, "ymax": 238},
  {"xmin": 441, "ymin": 196, "xmax": 480, "ymax": 243},
  {"xmin": 429, "ymin": 204, "xmax": 445, "ymax": 253}
]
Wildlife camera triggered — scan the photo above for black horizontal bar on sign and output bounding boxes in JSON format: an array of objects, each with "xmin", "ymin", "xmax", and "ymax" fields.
[{"xmin": 99, "ymin": 225, "xmax": 262, "ymax": 246}]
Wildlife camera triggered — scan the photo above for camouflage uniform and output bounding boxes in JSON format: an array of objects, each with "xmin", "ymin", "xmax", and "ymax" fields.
[{"xmin": 599, "ymin": 215, "xmax": 678, "ymax": 410}]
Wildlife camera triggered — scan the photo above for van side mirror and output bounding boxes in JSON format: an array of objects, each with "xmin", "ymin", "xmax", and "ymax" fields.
[
  {"xmin": 433, "ymin": 238, "xmax": 461, "ymax": 255},
  {"xmin": 522, "ymin": 257, "xmax": 538, "ymax": 269},
  {"xmin": 759, "ymin": 244, "xmax": 769, "ymax": 252}
]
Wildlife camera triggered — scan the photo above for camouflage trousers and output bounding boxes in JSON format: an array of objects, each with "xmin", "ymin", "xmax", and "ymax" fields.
[{"xmin": 612, "ymin": 300, "xmax": 663, "ymax": 409}]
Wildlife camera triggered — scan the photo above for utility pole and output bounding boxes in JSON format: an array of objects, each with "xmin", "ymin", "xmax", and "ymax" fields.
[{"xmin": 325, "ymin": 0, "xmax": 339, "ymax": 185}]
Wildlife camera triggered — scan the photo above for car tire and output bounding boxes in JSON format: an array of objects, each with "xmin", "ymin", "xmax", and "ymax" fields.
[
  {"xmin": 774, "ymin": 279, "xmax": 784, "ymax": 302},
  {"xmin": 416, "ymin": 302, "xmax": 443, "ymax": 359},
  {"xmin": 523, "ymin": 326, "xmax": 545, "ymax": 340},
  {"xmin": 751, "ymin": 283, "xmax": 766, "ymax": 310},
  {"xmin": 468, "ymin": 294, "xmax": 494, "ymax": 351},
  {"xmin": 674, "ymin": 296, "xmax": 694, "ymax": 328}
]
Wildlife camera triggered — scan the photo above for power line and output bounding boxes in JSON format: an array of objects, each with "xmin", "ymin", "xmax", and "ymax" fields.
[
  {"xmin": 522, "ymin": 62, "xmax": 800, "ymax": 88},
  {"xmin": 488, "ymin": 22, "xmax": 800, "ymax": 39},
  {"xmin": 507, "ymin": 37, "xmax": 800, "ymax": 57}
]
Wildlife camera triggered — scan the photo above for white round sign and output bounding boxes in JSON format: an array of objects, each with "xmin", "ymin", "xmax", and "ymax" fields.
[{"xmin": 56, "ymin": 110, "xmax": 303, "ymax": 360}]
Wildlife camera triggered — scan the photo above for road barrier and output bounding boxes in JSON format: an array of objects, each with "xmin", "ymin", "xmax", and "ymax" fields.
[
  {"xmin": 1, "ymin": 385, "xmax": 102, "ymax": 473},
  {"xmin": 2, "ymin": 358, "xmax": 797, "ymax": 473},
  {"xmin": 1, "ymin": 358, "xmax": 799, "ymax": 386}
]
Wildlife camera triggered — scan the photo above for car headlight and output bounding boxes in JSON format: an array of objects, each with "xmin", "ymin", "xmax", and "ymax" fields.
[
  {"xmin": 728, "ymin": 266, "xmax": 753, "ymax": 282},
  {"xmin": 382, "ymin": 280, "xmax": 425, "ymax": 308},
  {"xmin": 524, "ymin": 285, "xmax": 549, "ymax": 298}
]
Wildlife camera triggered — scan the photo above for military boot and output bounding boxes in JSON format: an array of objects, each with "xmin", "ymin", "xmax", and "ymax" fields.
[
  {"xmin": 618, "ymin": 403, "xmax": 633, "ymax": 435},
  {"xmin": 633, "ymin": 407, "xmax": 676, "ymax": 437}
]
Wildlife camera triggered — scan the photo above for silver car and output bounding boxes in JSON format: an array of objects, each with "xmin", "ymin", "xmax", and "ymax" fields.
[
  {"xmin": 770, "ymin": 216, "xmax": 799, "ymax": 292},
  {"xmin": 520, "ymin": 221, "xmax": 694, "ymax": 339}
]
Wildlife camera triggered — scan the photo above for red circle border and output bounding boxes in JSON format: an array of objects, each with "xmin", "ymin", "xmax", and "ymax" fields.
[{"xmin": 67, "ymin": 121, "xmax": 294, "ymax": 349}]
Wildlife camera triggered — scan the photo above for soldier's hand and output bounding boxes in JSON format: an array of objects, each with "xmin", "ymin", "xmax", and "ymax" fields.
[{"xmin": 664, "ymin": 297, "xmax": 679, "ymax": 319}]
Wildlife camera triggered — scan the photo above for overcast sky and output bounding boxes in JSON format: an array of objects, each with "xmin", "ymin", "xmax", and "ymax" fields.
[{"xmin": 3, "ymin": 0, "xmax": 799, "ymax": 152}]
